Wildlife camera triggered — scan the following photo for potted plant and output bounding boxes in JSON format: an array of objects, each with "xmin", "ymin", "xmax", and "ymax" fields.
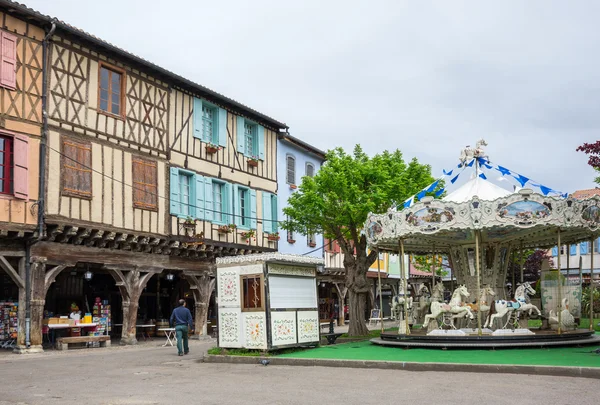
[
  {"xmin": 181, "ymin": 217, "xmax": 196, "ymax": 236},
  {"xmin": 205, "ymin": 142, "xmax": 221, "ymax": 154},
  {"xmin": 287, "ymin": 238, "xmax": 296, "ymax": 244},
  {"xmin": 240, "ymin": 229, "xmax": 256, "ymax": 243},
  {"xmin": 247, "ymin": 156, "xmax": 259, "ymax": 168},
  {"xmin": 309, "ymin": 241, "xmax": 317, "ymax": 248},
  {"xmin": 217, "ymin": 224, "xmax": 236, "ymax": 234},
  {"xmin": 289, "ymin": 184, "xmax": 297, "ymax": 190},
  {"xmin": 267, "ymin": 232, "xmax": 280, "ymax": 241}
]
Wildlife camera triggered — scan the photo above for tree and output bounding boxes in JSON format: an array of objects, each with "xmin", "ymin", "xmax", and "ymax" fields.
[
  {"xmin": 576, "ymin": 141, "xmax": 600, "ymax": 184},
  {"xmin": 412, "ymin": 255, "xmax": 449, "ymax": 278},
  {"xmin": 282, "ymin": 146, "xmax": 438, "ymax": 336},
  {"xmin": 507, "ymin": 249, "xmax": 549, "ymax": 284}
]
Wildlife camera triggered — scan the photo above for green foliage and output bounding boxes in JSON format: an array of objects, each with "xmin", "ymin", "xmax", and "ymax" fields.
[
  {"xmin": 281, "ymin": 145, "xmax": 439, "ymax": 246},
  {"xmin": 582, "ymin": 286, "xmax": 600, "ymax": 314},
  {"xmin": 412, "ymin": 255, "xmax": 449, "ymax": 277},
  {"xmin": 206, "ymin": 346, "xmax": 309, "ymax": 356},
  {"xmin": 207, "ymin": 347, "xmax": 223, "ymax": 355}
]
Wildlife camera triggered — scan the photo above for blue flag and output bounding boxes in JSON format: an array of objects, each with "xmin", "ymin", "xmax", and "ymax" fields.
[
  {"xmin": 497, "ymin": 166, "xmax": 511, "ymax": 176},
  {"xmin": 450, "ymin": 173, "xmax": 460, "ymax": 184},
  {"xmin": 513, "ymin": 174, "xmax": 529, "ymax": 187},
  {"xmin": 403, "ymin": 197, "xmax": 413, "ymax": 208},
  {"xmin": 435, "ymin": 188, "xmax": 445, "ymax": 198},
  {"xmin": 479, "ymin": 172, "xmax": 487, "ymax": 180},
  {"xmin": 539, "ymin": 185, "xmax": 552, "ymax": 196},
  {"xmin": 443, "ymin": 169, "xmax": 453, "ymax": 176},
  {"xmin": 466, "ymin": 159, "xmax": 475, "ymax": 167},
  {"xmin": 417, "ymin": 190, "xmax": 426, "ymax": 200},
  {"xmin": 478, "ymin": 158, "xmax": 492, "ymax": 169},
  {"xmin": 426, "ymin": 180, "xmax": 440, "ymax": 193}
]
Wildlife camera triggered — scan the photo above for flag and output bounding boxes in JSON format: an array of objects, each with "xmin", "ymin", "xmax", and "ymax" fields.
[
  {"xmin": 426, "ymin": 179, "xmax": 440, "ymax": 193},
  {"xmin": 435, "ymin": 188, "xmax": 445, "ymax": 198},
  {"xmin": 403, "ymin": 197, "xmax": 414, "ymax": 209},
  {"xmin": 417, "ymin": 190, "xmax": 426, "ymax": 200},
  {"xmin": 497, "ymin": 166, "xmax": 511, "ymax": 176},
  {"xmin": 479, "ymin": 173, "xmax": 487, "ymax": 180},
  {"xmin": 513, "ymin": 174, "xmax": 529, "ymax": 187},
  {"xmin": 539, "ymin": 185, "xmax": 552, "ymax": 196}
]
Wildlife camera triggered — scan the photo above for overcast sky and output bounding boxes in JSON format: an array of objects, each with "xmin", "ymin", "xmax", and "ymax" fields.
[{"xmin": 25, "ymin": 0, "xmax": 600, "ymax": 194}]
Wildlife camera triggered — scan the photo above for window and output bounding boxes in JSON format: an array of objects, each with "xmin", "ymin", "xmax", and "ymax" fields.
[
  {"xmin": 179, "ymin": 172, "xmax": 193, "ymax": 217},
  {"xmin": 0, "ymin": 31, "xmax": 17, "ymax": 90},
  {"xmin": 62, "ymin": 139, "xmax": 92, "ymax": 198},
  {"xmin": 244, "ymin": 122, "xmax": 257, "ymax": 157},
  {"xmin": 271, "ymin": 194, "xmax": 278, "ymax": 232},
  {"xmin": 132, "ymin": 158, "xmax": 158, "ymax": 210},
  {"xmin": 212, "ymin": 181, "xmax": 225, "ymax": 223},
  {"xmin": 99, "ymin": 63, "xmax": 124, "ymax": 117},
  {"xmin": 238, "ymin": 187, "xmax": 250, "ymax": 227},
  {"xmin": 241, "ymin": 275, "xmax": 264, "ymax": 311},
  {"xmin": 0, "ymin": 136, "xmax": 12, "ymax": 195},
  {"xmin": 286, "ymin": 155, "xmax": 295, "ymax": 184},
  {"xmin": 286, "ymin": 215, "xmax": 295, "ymax": 242},
  {"xmin": 308, "ymin": 233, "xmax": 316, "ymax": 247},
  {"xmin": 202, "ymin": 104, "xmax": 216, "ymax": 142},
  {"xmin": 305, "ymin": 162, "xmax": 315, "ymax": 178}
]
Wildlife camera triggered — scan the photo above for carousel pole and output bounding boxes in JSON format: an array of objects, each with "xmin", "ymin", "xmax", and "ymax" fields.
[
  {"xmin": 510, "ymin": 250, "xmax": 515, "ymax": 300},
  {"xmin": 519, "ymin": 239, "xmax": 524, "ymax": 285},
  {"xmin": 432, "ymin": 244, "xmax": 436, "ymax": 290},
  {"xmin": 590, "ymin": 237, "xmax": 595, "ymax": 332},
  {"xmin": 376, "ymin": 248, "xmax": 384, "ymax": 334},
  {"xmin": 475, "ymin": 230, "xmax": 482, "ymax": 336},
  {"xmin": 557, "ymin": 229, "xmax": 562, "ymax": 335},
  {"xmin": 399, "ymin": 239, "xmax": 410, "ymax": 335}
]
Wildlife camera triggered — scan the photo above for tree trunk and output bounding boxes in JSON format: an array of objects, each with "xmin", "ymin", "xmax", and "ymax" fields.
[
  {"xmin": 184, "ymin": 272, "xmax": 215, "ymax": 339},
  {"xmin": 121, "ymin": 298, "xmax": 140, "ymax": 345},
  {"xmin": 347, "ymin": 288, "xmax": 369, "ymax": 336},
  {"xmin": 195, "ymin": 302, "xmax": 208, "ymax": 336}
]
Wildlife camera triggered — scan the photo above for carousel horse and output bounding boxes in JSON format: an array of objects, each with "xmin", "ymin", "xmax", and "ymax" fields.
[
  {"xmin": 430, "ymin": 283, "xmax": 445, "ymax": 303},
  {"xmin": 391, "ymin": 280, "xmax": 413, "ymax": 321},
  {"xmin": 465, "ymin": 285, "xmax": 496, "ymax": 314},
  {"xmin": 415, "ymin": 285, "xmax": 431, "ymax": 323},
  {"xmin": 423, "ymin": 284, "xmax": 474, "ymax": 328},
  {"xmin": 484, "ymin": 282, "xmax": 541, "ymax": 328}
]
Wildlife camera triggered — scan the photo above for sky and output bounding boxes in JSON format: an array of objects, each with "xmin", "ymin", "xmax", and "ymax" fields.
[{"xmin": 24, "ymin": 0, "xmax": 600, "ymax": 194}]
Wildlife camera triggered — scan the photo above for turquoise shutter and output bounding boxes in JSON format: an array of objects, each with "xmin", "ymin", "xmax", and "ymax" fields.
[
  {"xmin": 236, "ymin": 116, "xmax": 245, "ymax": 155},
  {"xmin": 257, "ymin": 125, "xmax": 265, "ymax": 160},
  {"xmin": 195, "ymin": 174, "xmax": 205, "ymax": 220},
  {"xmin": 569, "ymin": 244, "xmax": 577, "ymax": 256},
  {"xmin": 193, "ymin": 98, "xmax": 202, "ymax": 140},
  {"xmin": 233, "ymin": 184, "xmax": 240, "ymax": 226},
  {"xmin": 262, "ymin": 192, "xmax": 272, "ymax": 233},
  {"xmin": 217, "ymin": 108, "xmax": 227, "ymax": 147},
  {"xmin": 169, "ymin": 167, "xmax": 180, "ymax": 215},
  {"xmin": 272, "ymin": 194, "xmax": 278, "ymax": 232},
  {"xmin": 250, "ymin": 189, "xmax": 257, "ymax": 229},
  {"xmin": 204, "ymin": 177, "xmax": 213, "ymax": 222},
  {"xmin": 224, "ymin": 182, "xmax": 232, "ymax": 224},
  {"xmin": 580, "ymin": 242, "xmax": 588, "ymax": 255},
  {"xmin": 551, "ymin": 246, "xmax": 558, "ymax": 256}
]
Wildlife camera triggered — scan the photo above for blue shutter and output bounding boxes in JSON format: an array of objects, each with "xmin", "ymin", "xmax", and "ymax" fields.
[
  {"xmin": 257, "ymin": 125, "xmax": 265, "ymax": 161},
  {"xmin": 195, "ymin": 174, "xmax": 205, "ymax": 220},
  {"xmin": 193, "ymin": 98, "xmax": 203, "ymax": 140},
  {"xmin": 272, "ymin": 194, "xmax": 278, "ymax": 232},
  {"xmin": 169, "ymin": 167, "xmax": 180, "ymax": 216},
  {"xmin": 250, "ymin": 189, "xmax": 257, "ymax": 229},
  {"xmin": 236, "ymin": 116, "xmax": 245, "ymax": 155},
  {"xmin": 204, "ymin": 177, "xmax": 213, "ymax": 222},
  {"xmin": 570, "ymin": 244, "xmax": 577, "ymax": 256},
  {"xmin": 580, "ymin": 241, "xmax": 589, "ymax": 255},
  {"xmin": 224, "ymin": 182, "xmax": 232, "ymax": 224},
  {"xmin": 217, "ymin": 108, "xmax": 227, "ymax": 147},
  {"xmin": 551, "ymin": 246, "xmax": 558, "ymax": 257},
  {"xmin": 262, "ymin": 192, "xmax": 272, "ymax": 233},
  {"xmin": 233, "ymin": 184, "xmax": 240, "ymax": 227}
]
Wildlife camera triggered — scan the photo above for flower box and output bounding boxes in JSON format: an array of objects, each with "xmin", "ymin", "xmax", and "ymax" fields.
[
  {"xmin": 287, "ymin": 239, "xmax": 296, "ymax": 244},
  {"xmin": 205, "ymin": 145, "xmax": 220, "ymax": 154},
  {"xmin": 267, "ymin": 234, "xmax": 280, "ymax": 241},
  {"xmin": 308, "ymin": 242, "xmax": 317, "ymax": 248},
  {"xmin": 247, "ymin": 159, "xmax": 259, "ymax": 168},
  {"xmin": 289, "ymin": 184, "xmax": 297, "ymax": 190}
]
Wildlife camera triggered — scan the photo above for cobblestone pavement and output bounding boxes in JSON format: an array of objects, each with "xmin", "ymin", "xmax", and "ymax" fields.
[{"xmin": 0, "ymin": 338, "xmax": 597, "ymax": 405}]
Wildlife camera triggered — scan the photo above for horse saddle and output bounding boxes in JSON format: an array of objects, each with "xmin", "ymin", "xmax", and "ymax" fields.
[
  {"xmin": 507, "ymin": 300, "xmax": 521, "ymax": 310},
  {"xmin": 441, "ymin": 304, "xmax": 452, "ymax": 312}
]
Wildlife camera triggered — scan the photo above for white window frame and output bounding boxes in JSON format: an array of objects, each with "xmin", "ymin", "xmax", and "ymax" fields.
[
  {"xmin": 305, "ymin": 162, "xmax": 315, "ymax": 178},
  {"xmin": 286, "ymin": 154, "xmax": 295, "ymax": 185}
]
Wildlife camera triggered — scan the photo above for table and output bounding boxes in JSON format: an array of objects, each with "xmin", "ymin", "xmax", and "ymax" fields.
[
  {"xmin": 47, "ymin": 323, "xmax": 98, "ymax": 346},
  {"xmin": 113, "ymin": 324, "xmax": 156, "ymax": 341},
  {"xmin": 157, "ymin": 328, "xmax": 176, "ymax": 347}
]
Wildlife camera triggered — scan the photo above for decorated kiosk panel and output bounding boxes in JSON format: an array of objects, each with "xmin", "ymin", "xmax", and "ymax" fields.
[{"xmin": 216, "ymin": 253, "xmax": 322, "ymax": 351}]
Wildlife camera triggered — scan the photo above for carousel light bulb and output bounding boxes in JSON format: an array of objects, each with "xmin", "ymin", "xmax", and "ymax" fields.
[
  {"xmin": 166, "ymin": 273, "xmax": 175, "ymax": 281},
  {"xmin": 84, "ymin": 270, "xmax": 93, "ymax": 281}
]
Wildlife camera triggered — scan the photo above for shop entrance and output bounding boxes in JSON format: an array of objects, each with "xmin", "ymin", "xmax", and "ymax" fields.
[{"xmin": 0, "ymin": 257, "xmax": 20, "ymax": 350}]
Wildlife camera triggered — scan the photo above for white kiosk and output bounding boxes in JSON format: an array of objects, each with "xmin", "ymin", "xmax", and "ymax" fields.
[{"xmin": 216, "ymin": 253, "xmax": 323, "ymax": 351}]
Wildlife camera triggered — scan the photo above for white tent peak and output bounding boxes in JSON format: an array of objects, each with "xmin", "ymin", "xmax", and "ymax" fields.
[{"xmin": 443, "ymin": 176, "xmax": 511, "ymax": 203}]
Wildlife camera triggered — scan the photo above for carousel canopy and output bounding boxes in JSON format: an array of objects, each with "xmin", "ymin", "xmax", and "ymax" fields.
[{"xmin": 443, "ymin": 176, "xmax": 511, "ymax": 203}]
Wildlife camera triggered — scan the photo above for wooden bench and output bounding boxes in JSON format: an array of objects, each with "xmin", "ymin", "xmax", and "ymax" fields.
[{"xmin": 56, "ymin": 336, "xmax": 111, "ymax": 350}]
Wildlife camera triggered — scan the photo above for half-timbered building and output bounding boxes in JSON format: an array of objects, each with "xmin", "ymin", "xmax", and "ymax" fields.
[{"xmin": 0, "ymin": 0, "xmax": 287, "ymax": 352}]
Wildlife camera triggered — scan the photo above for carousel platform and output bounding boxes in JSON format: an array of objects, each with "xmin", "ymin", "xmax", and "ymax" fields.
[{"xmin": 372, "ymin": 329, "xmax": 600, "ymax": 349}]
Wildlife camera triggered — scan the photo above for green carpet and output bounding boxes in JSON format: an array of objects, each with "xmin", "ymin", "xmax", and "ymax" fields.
[{"xmin": 277, "ymin": 339, "xmax": 600, "ymax": 368}]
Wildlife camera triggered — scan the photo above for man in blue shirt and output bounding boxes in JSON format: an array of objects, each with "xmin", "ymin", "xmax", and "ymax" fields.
[{"xmin": 170, "ymin": 299, "xmax": 194, "ymax": 356}]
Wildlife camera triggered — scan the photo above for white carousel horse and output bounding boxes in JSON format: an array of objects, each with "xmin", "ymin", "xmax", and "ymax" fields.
[
  {"xmin": 415, "ymin": 285, "xmax": 431, "ymax": 323},
  {"xmin": 484, "ymin": 282, "xmax": 541, "ymax": 328},
  {"xmin": 423, "ymin": 284, "xmax": 474, "ymax": 328},
  {"xmin": 391, "ymin": 280, "xmax": 413, "ymax": 321},
  {"xmin": 465, "ymin": 285, "xmax": 496, "ymax": 314},
  {"xmin": 430, "ymin": 283, "xmax": 445, "ymax": 303}
]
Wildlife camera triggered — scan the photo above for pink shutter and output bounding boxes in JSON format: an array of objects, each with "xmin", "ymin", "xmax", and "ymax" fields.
[
  {"xmin": 0, "ymin": 31, "xmax": 17, "ymax": 90},
  {"xmin": 13, "ymin": 134, "xmax": 28, "ymax": 200}
]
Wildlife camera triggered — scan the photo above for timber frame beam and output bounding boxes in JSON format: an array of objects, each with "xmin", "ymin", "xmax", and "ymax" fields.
[{"xmin": 0, "ymin": 255, "xmax": 24, "ymax": 289}]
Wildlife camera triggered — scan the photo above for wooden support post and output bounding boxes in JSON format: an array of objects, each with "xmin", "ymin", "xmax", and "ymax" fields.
[
  {"xmin": 184, "ymin": 272, "xmax": 215, "ymax": 339},
  {"xmin": 333, "ymin": 282, "xmax": 348, "ymax": 326},
  {"xmin": 107, "ymin": 266, "xmax": 163, "ymax": 345},
  {"xmin": 29, "ymin": 257, "xmax": 47, "ymax": 349},
  {"xmin": 16, "ymin": 258, "xmax": 26, "ymax": 350}
]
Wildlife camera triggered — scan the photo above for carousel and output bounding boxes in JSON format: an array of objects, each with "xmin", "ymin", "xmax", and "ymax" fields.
[{"xmin": 366, "ymin": 141, "xmax": 600, "ymax": 348}]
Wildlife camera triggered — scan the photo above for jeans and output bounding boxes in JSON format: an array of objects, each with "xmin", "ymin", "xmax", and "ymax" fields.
[{"xmin": 175, "ymin": 325, "xmax": 189, "ymax": 354}]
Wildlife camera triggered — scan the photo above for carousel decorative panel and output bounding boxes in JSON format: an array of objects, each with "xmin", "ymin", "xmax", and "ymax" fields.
[
  {"xmin": 218, "ymin": 269, "xmax": 240, "ymax": 307},
  {"xmin": 270, "ymin": 311, "xmax": 297, "ymax": 347},
  {"xmin": 297, "ymin": 311, "xmax": 319, "ymax": 343},
  {"xmin": 218, "ymin": 308, "xmax": 241, "ymax": 348},
  {"xmin": 243, "ymin": 312, "xmax": 267, "ymax": 350}
]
